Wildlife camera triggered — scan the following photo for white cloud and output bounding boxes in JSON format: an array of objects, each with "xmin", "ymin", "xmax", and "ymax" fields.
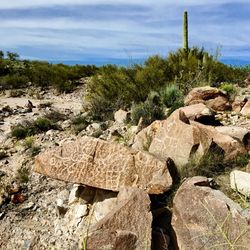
[{"xmin": 0, "ymin": 0, "xmax": 248, "ymax": 9}]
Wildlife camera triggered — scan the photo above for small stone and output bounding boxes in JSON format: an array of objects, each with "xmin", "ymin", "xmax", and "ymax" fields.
[
  {"xmin": 230, "ymin": 170, "xmax": 250, "ymax": 197},
  {"xmin": 21, "ymin": 201, "xmax": 34, "ymax": 210}
]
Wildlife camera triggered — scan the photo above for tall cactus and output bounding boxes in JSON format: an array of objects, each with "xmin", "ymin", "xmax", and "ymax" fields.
[{"xmin": 183, "ymin": 11, "xmax": 188, "ymax": 53}]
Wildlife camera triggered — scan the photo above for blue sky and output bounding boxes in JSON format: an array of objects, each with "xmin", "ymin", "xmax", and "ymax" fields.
[{"xmin": 0, "ymin": 0, "xmax": 249, "ymax": 65}]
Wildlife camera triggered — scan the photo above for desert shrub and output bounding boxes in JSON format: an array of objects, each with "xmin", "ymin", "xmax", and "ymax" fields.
[
  {"xmin": 23, "ymin": 136, "xmax": 35, "ymax": 149},
  {"xmin": 11, "ymin": 125, "xmax": 32, "ymax": 139},
  {"xmin": 11, "ymin": 117, "xmax": 59, "ymax": 139},
  {"xmin": 131, "ymin": 91, "xmax": 165, "ymax": 126},
  {"xmin": 16, "ymin": 166, "xmax": 30, "ymax": 183},
  {"xmin": 23, "ymin": 136, "xmax": 41, "ymax": 156},
  {"xmin": 219, "ymin": 82, "xmax": 237, "ymax": 96},
  {"xmin": 38, "ymin": 102, "xmax": 53, "ymax": 109},
  {"xmin": 9, "ymin": 89, "xmax": 24, "ymax": 97},
  {"xmin": 44, "ymin": 110, "xmax": 67, "ymax": 123},
  {"xmin": 4, "ymin": 74, "xmax": 29, "ymax": 89},
  {"xmin": 34, "ymin": 117, "xmax": 56, "ymax": 131},
  {"xmin": 160, "ymin": 84, "xmax": 184, "ymax": 114},
  {"xmin": 180, "ymin": 146, "xmax": 225, "ymax": 179},
  {"xmin": 71, "ymin": 114, "xmax": 90, "ymax": 133}
]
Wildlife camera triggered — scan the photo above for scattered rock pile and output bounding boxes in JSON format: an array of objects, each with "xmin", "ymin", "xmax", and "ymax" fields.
[{"xmin": 1, "ymin": 85, "xmax": 250, "ymax": 249}]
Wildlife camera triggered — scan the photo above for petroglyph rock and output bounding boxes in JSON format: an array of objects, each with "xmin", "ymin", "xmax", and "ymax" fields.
[
  {"xmin": 85, "ymin": 187, "xmax": 152, "ymax": 250},
  {"xmin": 172, "ymin": 177, "xmax": 250, "ymax": 249},
  {"xmin": 34, "ymin": 136, "xmax": 172, "ymax": 194},
  {"xmin": 149, "ymin": 109, "xmax": 246, "ymax": 166}
]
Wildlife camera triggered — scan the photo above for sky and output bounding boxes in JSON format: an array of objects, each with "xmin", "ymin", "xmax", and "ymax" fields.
[{"xmin": 0, "ymin": 0, "xmax": 249, "ymax": 65}]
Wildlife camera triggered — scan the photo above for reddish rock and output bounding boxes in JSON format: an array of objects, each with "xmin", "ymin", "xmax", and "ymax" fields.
[
  {"xmin": 184, "ymin": 86, "xmax": 227, "ymax": 106},
  {"xmin": 148, "ymin": 109, "xmax": 246, "ymax": 166},
  {"xmin": 132, "ymin": 120, "xmax": 164, "ymax": 151},
  {"xmin": 206, "ymin": 95, "xmax": 231, "ymax": 111},
  {"xmin": 172, "ymin": 176, "xmax": 250, "ymax": 250},
  {"xmin": 34, "ymin": 136, "xmax": 172, "ymax": 194},
  {"xmin": 86, "ymin": 188, "xmax": 152, "ymax": 250}
]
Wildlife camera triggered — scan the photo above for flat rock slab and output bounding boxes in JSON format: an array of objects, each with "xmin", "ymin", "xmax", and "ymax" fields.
[
  {"xmin": 34, "ymin": 136, "xmax": 172, "ymax": 194},
  {"xmin": 230, "ymin": 170, "xmax": 250, "ymax": 197},
  {"xmin": 172, "ymin": 176, "xmax": 250, "ymax": 250}
]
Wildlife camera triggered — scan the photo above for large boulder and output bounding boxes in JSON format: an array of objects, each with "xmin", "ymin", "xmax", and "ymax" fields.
[
  {"xmin": 85, "ymin": 187, "xmax": 152, "ymax": 250},
  {"xmin": 191, "ymin": 121, "xmax": 247, "ymax": 160},
  {"xmin": 149, "ymin": 110, "xmax": 211, "ymax": 166},
  {"xmin": 206, "ymin": 95, "xmax": 231, "ymax": 111},
  {"xmin": 172, "ymin": 176, "xmax": 250, "ymax": 250},
  {"xmin": 215, "ymin": 126, "xmax": 250, "ymax": 150},
  {"xmin": 34, "ymin": 136, "xmax": 172, "ymax": 194},
  {"xmin": 179, "ymin": 103, "xmax": 214, "ymax": 121},
  {"xmin": 184, "ymin": 86, "xmax": 230, "ymax": 111},
  {"xmin": 179, "ymin": 103, "xmax": 221, "ymax": 126},
  {"xmin": 148, "ymin": 109, "xmax": 246, "ymax": 166}
]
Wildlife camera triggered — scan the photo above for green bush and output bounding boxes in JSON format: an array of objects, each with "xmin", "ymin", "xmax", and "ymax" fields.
[
  {"xmin": 71, "ymin": 114, "xmax": 90, "ymax": 133},
  {"xmin": 44, "ymin": 110, "xmax": 67, "ymax": 123},
  {"xmin": 11, "ymin": 125, "xmax": 31, "ymax": 139},
  {"xmin": 160, "ymin": 84, "xmax": 184, "ymax": 114},
  {"xmin": 219, "ymin": 82, "xmax": 237, "ymax": 96},
  {"xmin": 11, "ymin": 116, "xmax": 59, "ymax": 140},
  {"xmin": 16, "ymin": 166, "xmax": 30, "ymax": 183},
  {"xmin": 131, "ymin": 91, "xmax": 165, "ymax": 126},
  {"xmin": 34, "ymin": 117, "xmax": 55, "ymax": 131}
]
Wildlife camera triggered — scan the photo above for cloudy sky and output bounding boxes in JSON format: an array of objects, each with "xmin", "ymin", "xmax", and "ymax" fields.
[{"xmin": 0, "ymin": 0, "xmax": 249, "ymax": 65}]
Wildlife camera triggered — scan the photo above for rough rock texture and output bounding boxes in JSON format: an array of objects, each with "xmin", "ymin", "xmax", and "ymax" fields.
[
  {"xmin": 206, "ymin": 95, "xmax": 231, "ymax": 111},
  {"xmin": 184, "ymin": 86, "xmax": 228, "ymax": 108},
  {"xmin": 85, "ymin": 187, "xmax": 152, "ymax": 250},
  {"xmin": 230, "ymin": 170, "xmax": 250, "ymax": 197},
  {"xmin": 34, "ymin": 136, "xmax": 172, "ymax": 194},
  {"xmin": 114, "ymin": 109, "xmax": 128, "ymax": 124},
  {"xmin": 132, "ymin": 120, "xmax": 164, "ymax": 151},
  {"xmin": 191, "ymin": 121, "xmax": 247, "ymax": 160},
  {"xmin": 179, "ymin": 103, "xmax": 214, "ymax": 121},
  {"xmin": 241, "ymin": 100, "xmax": 250, "ymax": 116},
  {"xmin": 148, "ymin": 109, "xmax": 246, "ymax": 166},
  {"xmin": 215, "ymin": 126, "xmax": 250, "ymax": 149},
  {"xmin": 172, "ymin": 176, "xmax": 250, "ymax": 250},
  {"xmin": 149, "ymin": 110, "xmax": 210, "ymax": 166}
]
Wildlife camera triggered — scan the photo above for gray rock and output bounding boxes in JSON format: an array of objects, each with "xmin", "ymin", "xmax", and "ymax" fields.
[{"xmin": 230, "ymin": 170, "xmax": 250, "ymax": 197}]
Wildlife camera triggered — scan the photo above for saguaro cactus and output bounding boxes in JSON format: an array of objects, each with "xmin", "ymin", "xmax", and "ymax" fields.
[{"xmin": 183, "ymin": 11, "xmax": 188, "ymax": 53}]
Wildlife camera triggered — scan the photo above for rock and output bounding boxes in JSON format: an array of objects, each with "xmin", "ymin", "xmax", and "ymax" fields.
[
  {"xmin": 180, "ymin": 103, "xmax": 214, "ymax": 120},
  {"xmin": 184, "ymin": 86, "xmax": 227, "ymax": 106},
  {"xmin": 172, "ymin": 176, "xmax": 250, "ymax": 250},
  {"xmin": 215, "ymin": 126, "xmax": 250, "ymax": 149},
  {"xmin": 114, "ymin": 109, "xmax": 128, "ymax": 124},
  {"xmin": 179, "ymin": 103, "xmax": 221, "ymax": 126},
  {"xmin": 68, "ymin": 184, "xmax": 85, "ymax": 205},
  {"xmin": 191, "ymin": 121, "xmax": 246, "ymax": 160},
  {"xmin": 132, "ymin": 120, "xmax": 164, "ymax": 151},
  {"xmin": 232, "ymin": 98, "xmax": 247, "ymax": 113},
  {"xmin": 206, "ymin": 95, "xmax": 231, "ymax": 111},
  {"xmin": 11, "ymin": 194, "xmax": 26, "ymax": 204},
  {"xmin": 85, "ymin": 187, "xmax": 152, "ymax": 250},
  {"xmin": 149, "ymin": 109, "xmax": 246, "ymax": 166},
  {"xmin": 230, "ymin": 170, "xmax": 250, "ymax": 197},
  {"xmin": 34, "ymin": 136, "xmax": 172, "ymax": 194},
  {"xmin": 241, "ymin": 100, "xmax": 250, "ymax": 116},
  {"xmin": 148, "ymin": 110, "xmax": 205, "ymax": 166}
]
